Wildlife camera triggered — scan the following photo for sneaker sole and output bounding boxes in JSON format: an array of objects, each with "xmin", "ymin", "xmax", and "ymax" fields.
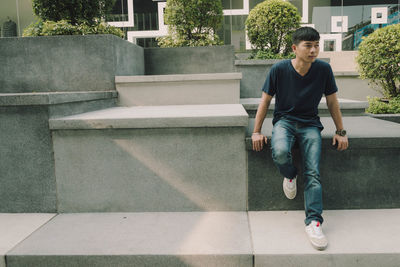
[{"xmin": 309, "ymin": 240, "xmax": 328, "ymax": 251}]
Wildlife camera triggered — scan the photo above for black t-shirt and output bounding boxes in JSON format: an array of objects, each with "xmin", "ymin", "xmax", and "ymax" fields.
[{"xmin": 261, "ymin": 59, "xmax": 338, "ymax": 130}]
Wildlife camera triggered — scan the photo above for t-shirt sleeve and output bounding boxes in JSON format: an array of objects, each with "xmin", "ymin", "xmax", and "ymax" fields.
[
  {"xmin": 324, "ymin": 64, "xmax": 338, "ymax": 96},
  {"xmin": 261, "ymin": 66, "xmax": 276, "ymax": 96}
]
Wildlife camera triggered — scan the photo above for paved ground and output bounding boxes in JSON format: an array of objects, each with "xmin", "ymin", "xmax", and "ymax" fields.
[{"xmin": 4, "ymin": 209, "xmax": 400, "ymax": 266}]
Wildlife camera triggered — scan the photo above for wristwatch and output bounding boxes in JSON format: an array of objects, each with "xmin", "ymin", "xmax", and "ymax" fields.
[{"xmin": 335, "ymin": 129, "xmax": 347, "ymax": 136}]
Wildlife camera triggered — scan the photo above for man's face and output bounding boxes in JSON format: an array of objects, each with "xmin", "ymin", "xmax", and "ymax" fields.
[{"xmin": 292, "ymin": 40, "xmax": 320, "ymax": 63}]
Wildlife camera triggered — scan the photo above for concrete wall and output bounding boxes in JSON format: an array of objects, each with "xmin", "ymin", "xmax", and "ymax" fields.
[
  {"xmin": 246, "ymin": 116, "xmax": 400, "ymax": 211},
  {"xmin": 0, "ymin": 93, "xmax": 117, "ymax": 212},
  {"xmin": 235, "ymin": 60, "xmax": 281, "ymax": 99},
  {"xmin": 235, "ymin": 59, "xmax": 382, "ymax": 100},
  {"xmin": 144, "ymin": 45, "xmax": 235, "ymax": 75},
  {"xmin": 319, "ymin": 51, "xmax": 358, "ymax": 72},
  {"xmin": 0, "ymin": 35, "xmax": 144, "ymax": 93},
  {"xmin": 0, "ymin": 105, "xmax": 56, "ymax": 212}
]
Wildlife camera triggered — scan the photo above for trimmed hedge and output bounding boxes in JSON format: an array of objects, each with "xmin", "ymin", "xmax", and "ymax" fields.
[{"xmin": 357, "ymin": 24, "xmax": 400, "ymax": 98}]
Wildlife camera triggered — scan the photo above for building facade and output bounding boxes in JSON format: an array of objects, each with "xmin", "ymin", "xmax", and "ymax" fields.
[{"xmin": 1, "ymin": 0, "xmax": 400, "ymax": 52}]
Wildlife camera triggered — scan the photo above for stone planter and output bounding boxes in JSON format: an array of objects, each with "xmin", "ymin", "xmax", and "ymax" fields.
[{"xmin": 0, "ymin": 35, "xmax": 144, "ymax": 93}]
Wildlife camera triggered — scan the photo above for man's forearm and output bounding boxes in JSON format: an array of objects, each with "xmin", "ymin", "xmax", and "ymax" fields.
[
  {"xmin": 253, "ymin": 98, "xmax": 271, "ymax": 133},
  {"xmin": 327, "ymin": 95, "xmax": 344, "ymax": 130}
]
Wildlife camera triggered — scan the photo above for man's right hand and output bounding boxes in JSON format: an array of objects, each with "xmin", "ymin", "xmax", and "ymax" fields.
[{"xmin": 252, "ymin": 133, "xmax": 268, "ymax": 151}]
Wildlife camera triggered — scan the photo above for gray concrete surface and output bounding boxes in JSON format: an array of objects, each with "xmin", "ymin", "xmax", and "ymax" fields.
[
  {"xmin": 0, "ymin": 93, "xmax": 117, "ymax": 212},
  {"xmin": 334, "ymin": 73, "xmax": 382, "ymax": 101},
  {"xmin": 116, "ymin": 73, "xmax": 242, "ymax": 83},
  {"xmin": 368, "ymin": 113, "xmax": 400, "ymax": 124},
  {"xmin": 0, "ymin": 105, "xmax": 57, "ymax": 212},
  {"xmin": 52, "ymin": 127, "xmax": 247, "ymax": 212},
  {"xmin": 241, "ymin": 98, "xmax": 368, "ymax": 118},
  {"xmin": 116, "ymin": 73, "xmax": 241, "ymax": 106},
  {"xmin": 0, "ymin": 35, "xmax": 144, "ymax": 93},
  {"xmin": 0, "ymin": 91, "xmax": 117, "ymax": 106},
  {"xmin": 7, "ymin": 210, "xmax": 400, "ymax": 267},
  {"xmin": 7, "ymin": 212, "xmax": 253, "ymax": 267},
  {"xmin": 246, "ymin": 117, "xmax": 400, "ymax": 210},
  {"xmin": 235, "ymin": 59, "xmax": 382, "ymax": 100},
  {"xmin": 319, "ymin": 51, "xmax": 358, "ymax": 72},
  {"xmin": 144, "ymin": 45, "xmax": 235, "ymax": 75},
  {"xmin": 49, "ymin": 104, "xmax": 248, "ymax": 129},
  {"xmin": 0, "ymin": 213, "xmax": 55, "ymax": 267},
  {"xmin": 250, "ymin": 209, "xmax": 400, "ymax": 267}
]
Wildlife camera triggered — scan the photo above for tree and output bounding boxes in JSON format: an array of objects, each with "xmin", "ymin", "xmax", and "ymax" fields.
[
  {"xmin": 32, "ymin": 0, "xmax": 116, "ymax": 25},
  {"xmin": 357, "ymin": 24, "xmax": 400, "ymax": 98},
  {"xmin": 246, "ymin": 0, "xmax": 300, "ymax": 56},
  {"xmin": 157, "ymin": 0, "xmax": 223, "ymax": 47}
]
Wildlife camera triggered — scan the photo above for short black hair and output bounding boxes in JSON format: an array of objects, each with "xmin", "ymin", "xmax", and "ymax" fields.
[{"xmin": 292, "ymin": 27, "xmax": 320, "ymax": 45}]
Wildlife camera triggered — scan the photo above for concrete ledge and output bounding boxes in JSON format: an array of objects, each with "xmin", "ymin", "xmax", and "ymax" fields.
[
  {"xmin": 247, "ymin": 117, "xmax": 400, "ymax": 210},
  {"xmin": 235, "ymin": 59, "xmax": 284, "ymax": 66},
  {"xmin": 116, "ymin": 73, "xmax": 242, "ymax": 83},
  {"xmin": 367, "ymin": 113, "xmax": 400, "ymax": 124},
  {"xmin": 49, "ymin": 104, "xmax": 248, "ymax": 130},
  {"xmin": 51, "ymin": 106, "xmax": 248, "ymax": 211},
  {"xmin": 235, "ymin": 58, "xmax": 381, "ymax": 100},
  {"xmin": 116, "ymin": 73, "xmax": 241, "ymax": 106},
  {"xmin": 241, "ymin": 98, "xmax": 368, "ymax": 118},
  {"xmin": 0, "ymin": 213, "xmax": 55, "ymax": 267},
  {"xmin": 246, "ymin": 116, "xmax": 400, "ymax": 140},
  {"xmin": 333, "ymin": 71, "xmax": 359, "ymax": 76},
  {"xmin": 0, "ymin": 91, "xmax": 117, "ymax": 106}
]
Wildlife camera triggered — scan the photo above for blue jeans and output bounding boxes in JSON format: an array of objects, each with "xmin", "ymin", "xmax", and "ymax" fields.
[{"xmin": 271, "ymin": 118, "xmax": 323, "ymax": 225}]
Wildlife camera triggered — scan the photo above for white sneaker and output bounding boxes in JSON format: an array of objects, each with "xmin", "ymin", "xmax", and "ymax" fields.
[
  {"xmin": 283, "ymin": 177, "xmax": 296, "ymax": 199},
  {"xmin": 305, "ymin": 220, "xmax": 328, "ymax": 250}
]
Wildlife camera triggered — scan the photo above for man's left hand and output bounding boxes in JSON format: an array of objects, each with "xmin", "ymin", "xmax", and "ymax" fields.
[{"xmin": 332, "ymin": 135, "xmax": 349, "ymax": 151}]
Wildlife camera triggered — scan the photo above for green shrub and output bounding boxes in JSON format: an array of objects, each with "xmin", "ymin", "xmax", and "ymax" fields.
[
  {"xmin": 357, "ymin": 24, "xmax": 400, "ymax": 98},
  {"xmin": 32, "ymin": 0, "xmax": 116, "ymax": 25},
  {"xmin": 23, "ymin": 19, "xmax": 124, "ymax": 38},
  {"xmin": 246, "ymin": 0, "xmax": 300, "ymax": 56},
  {"xmin": 25, "ymin": 0, "xmax": 123, "ymax": 38},
  {"xmin": 366, "ymin": 96, "xmax": 400, "ymax": 114},
  {"xmin": 157, "ymin": 0, "xmax": 223, "ymax": 47}
]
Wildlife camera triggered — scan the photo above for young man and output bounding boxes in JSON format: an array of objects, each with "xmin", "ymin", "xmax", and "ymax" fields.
[{"xmin": 251, "ymin": 27, "xmax": 349, "ymax": 250}]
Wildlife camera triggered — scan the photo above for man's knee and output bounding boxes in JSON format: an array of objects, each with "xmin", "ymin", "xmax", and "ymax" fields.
[{"xmin": 272, "ymin": 145, "xmax": 291, "ymax": 165}]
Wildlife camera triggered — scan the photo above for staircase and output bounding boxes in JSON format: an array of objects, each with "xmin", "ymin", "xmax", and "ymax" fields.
[{"xmin": 2, "ymin": 45, "xmax": 400, "ymax": 266}]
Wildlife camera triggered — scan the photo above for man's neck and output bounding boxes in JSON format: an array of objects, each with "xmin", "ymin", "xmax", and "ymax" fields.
[{"xmin": 291, "ymin": 58, "xmax": 312, "ymax": 76}]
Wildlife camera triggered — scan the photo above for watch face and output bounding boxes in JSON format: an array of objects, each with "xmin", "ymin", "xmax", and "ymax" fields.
[{"xmin": 337, "ymin": 130, "xmax": 346, "ymax": 136}]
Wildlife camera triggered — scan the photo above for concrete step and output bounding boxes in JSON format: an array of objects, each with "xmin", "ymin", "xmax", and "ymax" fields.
[
  {"xmin": 241, "ymin": 98, "xmax": 368, "ymax": 118},
  {"xmin": 249, "ymin": 209, "xmax": 400, "ymax": 267},
  {"xmin": 115, "ymin": 73, "xmax": 241, "ymax": 106},
  {"xmin": 7, "ymin": 212, "xmax": 253, "ymax": 267},
  {"xmin": 6, "ymin": 210, "xmax": 400, "ymax": 267},
  {"xmin": 246, "ymin": 116, "xmax": 400, "ymax": 210},
  {"xmin": 0, "ymin": 214, "xmax": 55, "ymax": 267},
  {"xmin": 49, "ymin": 104, "xmax": 248, "ymax": 212}
]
